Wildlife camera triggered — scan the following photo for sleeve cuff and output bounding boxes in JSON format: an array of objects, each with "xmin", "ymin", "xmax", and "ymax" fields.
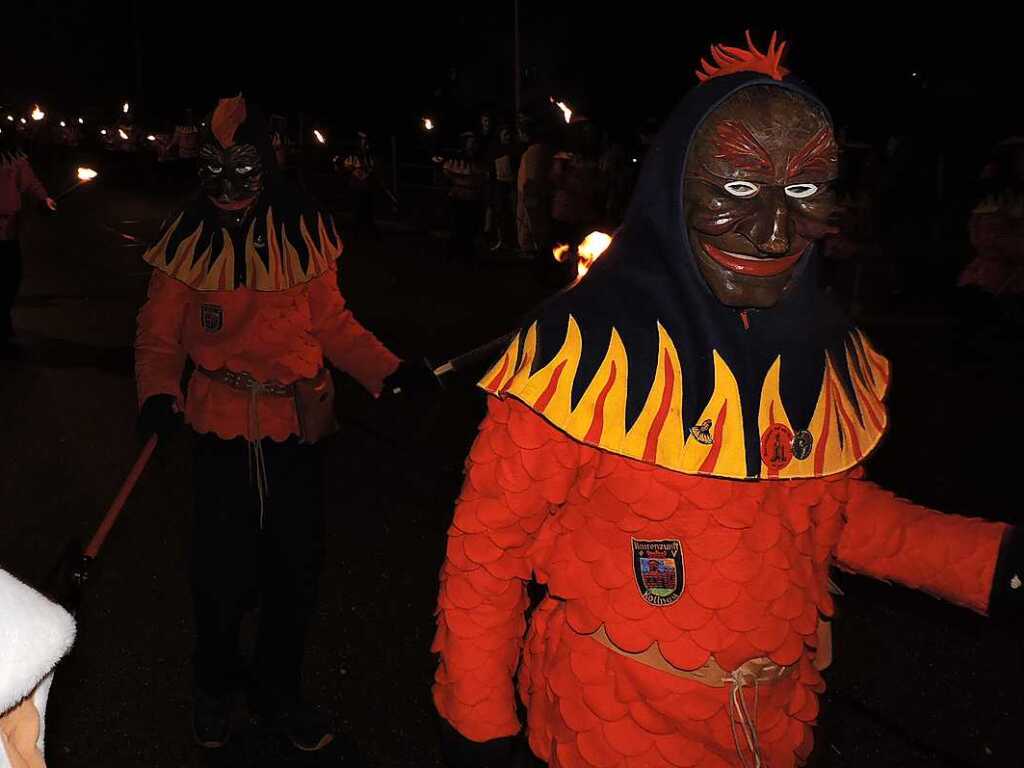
[{"xmin": 988, "ymin": 525, "xmax": 1023, "ymax": 621}]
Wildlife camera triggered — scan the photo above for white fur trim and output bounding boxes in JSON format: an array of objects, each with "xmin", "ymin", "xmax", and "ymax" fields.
[{"xmin": 0, "ymin": 569, "xmax": 76, "ymax": 715}]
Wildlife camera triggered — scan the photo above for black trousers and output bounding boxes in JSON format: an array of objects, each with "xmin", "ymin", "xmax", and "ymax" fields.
[
  {"xmin": 0, "ymin": 239, "xmax": 22, "ymax": 340},
  {"xmin": 190, "ymin": 432, "xmax": 326, "ymax": 714}
]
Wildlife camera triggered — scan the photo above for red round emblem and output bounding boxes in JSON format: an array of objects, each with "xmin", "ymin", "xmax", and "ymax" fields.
[{"xmin": 760, "ymin": 424, "xmax": 794, "ymax": 470}]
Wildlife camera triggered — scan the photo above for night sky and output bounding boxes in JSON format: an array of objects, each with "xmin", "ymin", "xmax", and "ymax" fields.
[{"xmin": 3, "ymin": 3, "xmax": 1016, "ymax": 147}]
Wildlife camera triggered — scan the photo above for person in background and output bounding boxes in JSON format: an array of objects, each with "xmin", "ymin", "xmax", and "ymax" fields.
[
  {"xmin": 489, "ymin": 121, "xmax": 519, "ymax": 252},
  {"xmin": 515, "ymin": 113, "xmax": 554, "ymax": 258},
  {"xmin": 0, "ymin": 131, "xmax": 55, "ymax": 352},
  {"xmin": 338, "ymin": 130, "xmax": 378, "ymax": 240},
  {"xmin": 442, "ymin": 131, "xmax": 487, "ymax": 264}
]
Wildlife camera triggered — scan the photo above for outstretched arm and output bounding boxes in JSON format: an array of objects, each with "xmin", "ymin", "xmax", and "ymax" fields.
[{"xmin": 835, "ymin": 478, "xmax": 1015, "ymax": 615}]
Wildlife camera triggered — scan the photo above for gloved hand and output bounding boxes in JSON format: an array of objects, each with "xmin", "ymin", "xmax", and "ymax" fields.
[
  {"xmin": 382, "ymin": 359, "xmax": 442, "ymax": 398},
  {"xmin": 439, "ymin": 719, "xmax": 543, "ymax": 768},
  {"xmin": 137, "ymin": 394, "xmax": 182, "ymax": 438}
]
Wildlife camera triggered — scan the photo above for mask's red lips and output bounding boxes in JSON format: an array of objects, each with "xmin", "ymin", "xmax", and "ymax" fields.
[
  {"xmin": 702, "ymin": 241, "xmax": 807, "ymax": 277},
  {"xmin": 210, "ymin": 196, "xmax": 256, "ymax": 211}
]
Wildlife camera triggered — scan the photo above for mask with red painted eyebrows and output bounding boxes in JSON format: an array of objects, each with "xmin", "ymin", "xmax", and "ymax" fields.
[{"xmin": 684, "ymin": 86, "xmax": 839, "ymax": 308}]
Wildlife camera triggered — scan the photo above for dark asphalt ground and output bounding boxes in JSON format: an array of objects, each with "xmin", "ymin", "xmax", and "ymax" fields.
[{"xmin": 0, "ymin": 158, "xmax": 1021, "ymax": 767}]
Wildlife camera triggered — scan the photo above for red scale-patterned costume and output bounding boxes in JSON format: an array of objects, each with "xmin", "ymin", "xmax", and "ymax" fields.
[
  {"xmin": 433, "ymin": 34, "xmax": 1020, "ymax": 768},
  {"xmin": 434, "ymin": 398, "xmax": 1005, "ymax": 767}
]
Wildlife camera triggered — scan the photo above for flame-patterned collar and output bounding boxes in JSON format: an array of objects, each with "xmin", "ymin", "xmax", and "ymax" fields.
[
  {"xmin": 481, "ymin": 318, "xmax": 889, "ymax": 480},
  {"xmin": 142, "ymin": 186, "xmax": 341, "ymax": 291}
]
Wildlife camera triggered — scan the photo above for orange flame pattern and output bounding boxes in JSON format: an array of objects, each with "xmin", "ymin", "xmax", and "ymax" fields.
[
  {"xmin": 696, "ymin": 30, "xmax": 790, "ymax": 83},
  {"xmin": 481, "ymin": 320, "xmax": 889, "ymax": 480}
]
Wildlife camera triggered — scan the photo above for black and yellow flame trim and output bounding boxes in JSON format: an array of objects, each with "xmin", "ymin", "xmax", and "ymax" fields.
[
  {"xmin": 142, "ymin": 207, "xmax": 341, "ymax": 291},
  {"xmin": 480, "ymin": 316, "xmax": 890, "ymax": 480}
]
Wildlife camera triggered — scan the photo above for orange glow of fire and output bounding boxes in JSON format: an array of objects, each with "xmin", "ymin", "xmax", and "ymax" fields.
[
  {"xmin": 549, "ymin": 97, "xmax": 572, "ymax": 124},
  {"xmin": 551, "ymin": 231, "xmax": 612, "ymax": 280},
  {"xmin": 576, "ymin": 231, "xmax": 612, "ymax": 279},
  {"xmin": 77, "ymin": 167, "xmax": 98, "ymax": 182},
  {"xmin": 31, "ymin": 106, "xmax": 45, "ymax": 121},
  {"xmin": 313, "ymin": 129, "xmax": 326, "ymax": 144}
]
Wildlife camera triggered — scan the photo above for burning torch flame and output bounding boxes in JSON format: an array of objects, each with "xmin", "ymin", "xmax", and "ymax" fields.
[
  {"xmin": 100, "ymin": 129, "xmax": 108, "ymax": 136},
  {"xmin": 423, "ymin": 117, "xmax": 434, "ymax": 131},
  {"xmin": 118, "ymin": 129, "xmax": 129, "ymax": 140},
  {"xmin": 549, "ymin": 97, "xmax": 572, "ymax": 124},
  {"xmin": 123, "ymin": 102, "xmax": 130, "ymax": 114},
  {"xmin": 6, "ymin": 116, "xmax": 13, "ymax": 122},
  {"xmin": 20, "ymin": 118, "xmax": 27, "ymax": 125},
  {"xmin": 78, "ymin": 117, "xmax": 84, "ymax": 125},
  {"xmin": 553, "ymin": 231, "xmax": 611, "ymax": 281},
  {"xmin": 60, "ymin": 121, "xmax": 66, "ymax": 128},
  {"xmin": 77, "ymin": 167, "xmax": 98, "ymax": 182},
  {"xmin": 313, "ymin": 129, "xmax": 326, "ymax": 145},
  {"xmin": 147, "ymin": 134, "xmax": 156, "ymax": 141},
  {"xmin": 31, "ymin": 106, "xmax": 45, "ymax": 122}
]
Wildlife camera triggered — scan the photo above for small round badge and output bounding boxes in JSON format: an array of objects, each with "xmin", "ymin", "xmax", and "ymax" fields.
[
  {"xmin": 760, "ymin": 424, "xmax": 794, "ymax": 471},
  {"xmin": 792, "ymin": 429, "xmax": 814, "ymax": 461}
]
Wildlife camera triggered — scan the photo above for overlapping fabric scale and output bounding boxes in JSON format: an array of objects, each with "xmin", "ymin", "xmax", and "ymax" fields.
[{"xmin": 433, "ymin": 398, "xmax": 1008, "ymax": 767}]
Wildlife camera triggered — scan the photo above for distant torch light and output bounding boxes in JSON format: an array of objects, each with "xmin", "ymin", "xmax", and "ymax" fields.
[
  {"xmin": 424, "ymin": 117, "xmax": 434, "ymax": 131},
  {"xmin": 6, "ymin": 115, "xmax": 13, "ymax": 122},
  {"xmin": 147, "ymin": 134, "xmax": 156, "ymax": 141},
  {"xmin": 32, "ymin": 106, "xmax": 45, "ymax": 121},
  {"xmin": 100, "ymin": 129, "xmax": 108, "ymax": 136},
  {"xmin": 632, "ymin": 157, "xmax": 638, "ymax": 163},
  {"xmin": 60, "ymin": 121, "xmax": 66, "ymax": 128},
  {"xmin": 123, "ymin": 102, "xmax": 130, "ymax": 114},
  {"xmin": 549, "ymin": 97, "xmax": 572, "ymax": 125},
  {"xmin": 20, "ymin": 118, "xmax": 27, "ymax": 125},
  {"xmin": 78, "ymin": 117, "xmax": 85, "ymax": 125},
  {"xmin": 118, "ymin": 129, "xmax": 128, "ymax": 140},
  {"xmin": 313, "ymin": 129, "xmax": 326, "ymax": 145},
  {"xmin": 77, "ymin": 167, "xmax": 98, "ymax": 182}
]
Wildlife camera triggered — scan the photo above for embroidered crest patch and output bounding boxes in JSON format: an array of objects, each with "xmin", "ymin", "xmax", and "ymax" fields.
[
  {"xmin": 632, "ymin": 538, "xmax": 685, "ymax": 606},
  {"xmin": 200, "ymin": 303, "xmax": 223, "ymax": 334}
]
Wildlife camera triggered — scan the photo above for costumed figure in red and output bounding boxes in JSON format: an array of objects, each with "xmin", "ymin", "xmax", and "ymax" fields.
[
  {"xmin": 0, "ymin": 130, "xmax": 56, "ymax": 349},
  {"xmin": 433, "ymin": 34, "xmax": 1023, "ymax": 768},
  {"xmin": 135, "ymin": 95, "xmax": 434, "ymax": 752}
]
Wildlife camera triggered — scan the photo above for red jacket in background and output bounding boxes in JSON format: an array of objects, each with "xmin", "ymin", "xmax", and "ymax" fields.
[{"xmin": 0, "ymin": 153, "xmax": 49, "ymax": 240}]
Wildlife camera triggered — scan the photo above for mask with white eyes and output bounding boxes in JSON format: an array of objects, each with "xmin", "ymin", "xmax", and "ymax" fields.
[
  {"xmin": 683, "ymin": 85, "xmax": 840, "ymax": 309},
  {"xmin": 198, "ymin": 142, "xmax": 264, "ymax": 213}
]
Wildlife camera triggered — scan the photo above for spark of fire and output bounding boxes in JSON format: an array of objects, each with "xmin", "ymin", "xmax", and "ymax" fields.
[
  {"xmin": 77, "ymin": 167, "xmax": 98, "ymax": 182},
  {"xmin": 118, "ymin": 129, "xmax": 129, "ymax": 140},
  {"xmin": 313, "ymin": 129, "xmax": 326, "ymax": 145},
  {"xmin": 549, "ymin": 97, "xmax": 572, "ymax": 124},
  {"xmin": 31, "ymin": 106, "xmax": 45, "ymax": 122},
  {"xmin": 576, "ymin": 231, "xmax": 612, "ymax": 279}
]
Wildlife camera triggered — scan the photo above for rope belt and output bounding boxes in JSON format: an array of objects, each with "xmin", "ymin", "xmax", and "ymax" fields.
[{"xmin": 588, "ymin": 624, "xmax": 789, "ymax": 767}]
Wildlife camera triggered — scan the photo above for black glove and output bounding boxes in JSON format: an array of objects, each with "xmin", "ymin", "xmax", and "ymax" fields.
[
  {"xmin": 439, "ymin": 719, "xmax": 543, "ymax": 768},
  {"xmin": 137, "ymin": 394, "xmax": 182, "ymax": 438},
  {"xmin": 382, "ymin": 359, "xmax": 441, "ymax": 398},
  {"xmin": 989, "ymin": 525, "xmax": 1023, "ymax": 622}
]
